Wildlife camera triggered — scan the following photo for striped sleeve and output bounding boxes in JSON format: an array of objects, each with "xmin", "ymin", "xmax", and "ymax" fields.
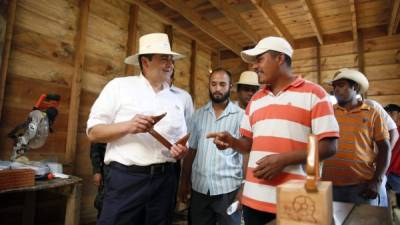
[
  {"xmin": 372, "ymin": 109, "xmax": 390, "ymax": 142},
  {"xmin": 310, "ymin": 86, "xmax": 339, "ymax": 140},
  {"xmin": 240, "ymin": 102, "xmax": 253, "ymax": 138}
]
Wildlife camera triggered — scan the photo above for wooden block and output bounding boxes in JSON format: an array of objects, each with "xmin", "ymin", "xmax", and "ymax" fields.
[
  {"xmin": 0, "ymin": 169, "xmax": 35, "ymax": 191},
  {"xmin": 277, "ymin": 180, "xmax": 332, "ymax": 225}
]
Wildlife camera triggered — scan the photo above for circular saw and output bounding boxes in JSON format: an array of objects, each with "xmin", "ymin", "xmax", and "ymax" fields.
[{"xmin": 8, "ymin": 94, "xmax": 60, "ymax": 161}]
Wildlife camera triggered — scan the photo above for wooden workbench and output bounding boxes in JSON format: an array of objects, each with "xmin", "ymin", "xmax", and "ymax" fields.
[{"xmin": 0, "ymin": 176, "xmax": 82, "ymax": 225}]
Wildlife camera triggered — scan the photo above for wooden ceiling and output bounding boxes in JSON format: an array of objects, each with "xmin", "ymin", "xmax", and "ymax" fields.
[{"xmin": 127, "ymin": 0, "xmax": 399, "ymax": 55}]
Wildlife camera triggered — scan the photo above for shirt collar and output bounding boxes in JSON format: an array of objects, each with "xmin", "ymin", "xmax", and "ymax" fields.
[
  {"xmin": 139, "ymin": 73, "xmax": 170, "ymax": 92},
  {"xmin": 334, "ymin": 101, "xmax": 371, "ymax": 112},
  {"xmin": 262, "ymin": 76, "xmax": 305, "ymax": 94},
  {"xmin": 205, "ymin": 100, "xmax": 240, "ymax": 116}
]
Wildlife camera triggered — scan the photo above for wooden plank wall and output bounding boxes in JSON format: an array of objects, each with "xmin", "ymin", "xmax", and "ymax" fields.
[{"xmin": 0, "ymin": 0, "xmax": 212, "ymax": 224}]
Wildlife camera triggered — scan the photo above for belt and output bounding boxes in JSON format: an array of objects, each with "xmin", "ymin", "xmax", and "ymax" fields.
[{"xmin": 110, "ymin": 162, "xmax": 174, "ymax": 175}]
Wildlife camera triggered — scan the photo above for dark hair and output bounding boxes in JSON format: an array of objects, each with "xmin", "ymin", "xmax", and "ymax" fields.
[
  {"xmin": 138, "ymin": 54, "xmax": 155, "ymax": 72},
  {"xmin": 384, "ymin": 104, "xmax": 400, "ymax": 113},
  {"xmin": 266, "ymin": 50, "xmax": 292, "ymax": 67},
  {"xmin": 209, "ymin": 68, "xmax": 232, "ymax": 83},
  {"xmin": 237, "ymin": 84, "xmax": 259, "ymax": 92}
]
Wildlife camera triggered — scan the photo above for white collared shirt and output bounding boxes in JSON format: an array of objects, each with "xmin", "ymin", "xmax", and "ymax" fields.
[
  {"xmin": 170, "ymin": 85, "xmax": 194, "ymax": 125},
  {"xmin": 87, "ymin": 74, "xmax": 187, "ymax": 166}
]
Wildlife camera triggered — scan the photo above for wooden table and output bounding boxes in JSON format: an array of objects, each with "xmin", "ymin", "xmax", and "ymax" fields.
[{"xmin": 0, "ymin": 176, "xmax": 82, "ymax": 225}]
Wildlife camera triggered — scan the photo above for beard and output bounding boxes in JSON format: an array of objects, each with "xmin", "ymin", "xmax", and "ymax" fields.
[{"xmin": 209, "ymin": 90, "xmax": 230, "ymax": 103}]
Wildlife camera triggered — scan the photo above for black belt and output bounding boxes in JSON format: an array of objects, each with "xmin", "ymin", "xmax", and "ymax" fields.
[{"xmin": 110, "ymin": 162, "xmax": 174, "ymax": 175}]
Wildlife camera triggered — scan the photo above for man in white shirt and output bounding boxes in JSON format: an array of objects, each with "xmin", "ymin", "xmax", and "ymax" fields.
[{"xmin": 87, "ymin": 33, "xmax": 188, "ymax": 225}]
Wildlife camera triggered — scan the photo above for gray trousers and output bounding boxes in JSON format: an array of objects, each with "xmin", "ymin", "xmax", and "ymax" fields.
[{"xmin": 190, "ymin": 189, "xmax": 241, "ymax": 225}]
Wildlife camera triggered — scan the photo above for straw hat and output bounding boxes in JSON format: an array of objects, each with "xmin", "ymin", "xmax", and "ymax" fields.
[
  {"xmin": 241, "ymin": 36, "xmax": 293, "ymax": 64},
  {"xmin": 237, "ymin": 71, "xmax": 259, "ymax": 86},
  {"xmin": 327, "ymin": 68, "xmax": 369, "ymax": 94},
  {"xmin": 124, "ymin": 33, "xmax": 184, "ymax": 66}
]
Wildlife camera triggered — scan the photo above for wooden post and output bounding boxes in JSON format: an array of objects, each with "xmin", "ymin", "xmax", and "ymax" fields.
[
  {"xmin": 211, "ymin": 49, "xmax": 220, "ymax": 70},
  {"xmin": 189, "ymin": 40, "xmax": 197, "ymax": 99},
  {"xmin": 0, "ymin": 0, "xmax": 17, "ymax": 122},
  {"xmin": 125, "ymin": 4, "xmax": 139, "ymax": 75},
  {"xmin": 357, "ymin": 32, "xmax": 366, "ymax": 98},
  {"xmin": 316, "ymin": 41, "xmax": 321, "ymax": 85},
  {"xmin": 65, "ymin": 0, "xmax": 90, "ymax": 169},
  {"xmin": 165, "ymin": 25, "xmax": 173, "ymax": 47}
]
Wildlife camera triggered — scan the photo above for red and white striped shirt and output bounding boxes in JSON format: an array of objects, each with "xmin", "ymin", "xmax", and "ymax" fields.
[{"xmin": 240, "ymin": 77, "xmax": 339, "ymax": 213}]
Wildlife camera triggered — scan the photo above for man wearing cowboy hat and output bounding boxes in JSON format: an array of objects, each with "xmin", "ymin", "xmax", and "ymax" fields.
[
  {"xmin": 87, "ymin": 33, "xmax": 188, "ymax": 225},
  {"xmin": 235, "ymin": 71, "xmax": 259, "ymax": 110},
  {"xmin": 207, "ymin": 36, "xmax": 339, "ymax": 225},
  {"xmin": 322, "ymin": 68, "xmax": 391, "ymax": 205}
]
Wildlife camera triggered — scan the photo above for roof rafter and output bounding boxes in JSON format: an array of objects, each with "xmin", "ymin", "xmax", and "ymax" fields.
[
  {"xmin": 126, "ymin": 0, "xmax": 214, "ymax": 53},
  {"xmin": 209, "ymin": 0, "xmax": 260, "ymax": 43},
  {"xmin": 159, "ymin": 0, "xmax": 242, "ymax": 55},
  {"xmin": 388, "ymin": 0, "xmax": 400, "ymax": 35},
  {"xmin": 250, "ymin": 0, "xmax": 294, "ymax": 45},
  {"xmin": 300, "ymin": 0, "xmax": 323, "ymax": 44}
]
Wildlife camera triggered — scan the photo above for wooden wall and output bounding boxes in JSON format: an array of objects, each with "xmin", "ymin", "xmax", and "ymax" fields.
[{"xmin": 0, "ymin": 0, "xmax": 212, "ymax": 224}]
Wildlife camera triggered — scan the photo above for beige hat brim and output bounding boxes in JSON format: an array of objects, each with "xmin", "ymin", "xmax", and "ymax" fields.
[
  {"xmin": 326, "ymin": 72, "xmax": 369, "ymax": 94},
  {"xmin": 124, "ymin": 51, "xmax": 185, "ymax": 66}
]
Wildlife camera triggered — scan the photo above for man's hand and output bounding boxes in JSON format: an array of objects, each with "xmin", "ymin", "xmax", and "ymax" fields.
[
  {"xmin": 126, "ymin": 114, "xmax": 154, "ymax": 134},
  {"xmin": 253, "ymin": 154, "xmax": 287, "ymax": 180},
  {"xmin": 93, "ymin": 173, "xmax": 102, "ymax": 186},
  {"xmin": 170, "ymin": 144, "xmax": 188, "ymax": 160},
  {"xmin": 207, "ymin": 132, "xmax": 234, "ymax": 150},
  {"xmin": 360, "ymin": 180, "xmax": 380, "ymax": 199}
]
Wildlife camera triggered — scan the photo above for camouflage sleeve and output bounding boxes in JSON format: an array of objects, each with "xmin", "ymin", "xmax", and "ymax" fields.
[{"xmin": 90, "ymin": 143, "xmax": 107, "ymax": 174}]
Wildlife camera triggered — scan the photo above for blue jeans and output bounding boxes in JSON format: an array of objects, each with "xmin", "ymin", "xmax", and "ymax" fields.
[{"xmin": 333, "ymin": 184, "xmax": 375, "ymax": 205}]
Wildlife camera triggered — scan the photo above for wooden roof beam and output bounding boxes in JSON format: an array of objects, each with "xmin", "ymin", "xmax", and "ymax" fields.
[
  {"xmin": 209, "ymin": 0, "xmax": 260, "ymax": 43},
  {"xmin": 126, "ymin": 0, "xmax": 214, "ymax": 53},
  {"xmin": 349, "ymin": 0, "xmax": 358, "ymax": 41},
  {"xmin": 159, "ymin": 0, "xmax": 242, "ymax": 55},
  {"xmin": 300, "ymin": 0, "xmax": 323, "ymax": 45},
  {"xmin": 250, "ymin": 0, "xmax": 295, "ymax": 45},
  {"xmin": 388, "ymin": 0, "xmax": 400, "ymax": 35}
]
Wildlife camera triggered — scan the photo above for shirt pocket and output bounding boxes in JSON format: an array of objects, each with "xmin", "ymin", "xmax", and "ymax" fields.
[{"xmin": 158, "ymin": 102, "xmax": 187, "ymax": 143}]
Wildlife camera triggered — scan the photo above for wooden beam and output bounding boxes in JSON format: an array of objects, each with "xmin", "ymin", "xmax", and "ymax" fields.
[
  {"xmin": 250, "ymin": 0, "xmax": 294, "ymax": 45},
  {"xmin": 357, "ymin": 32, "xmax": 364, "ymax": 74},
  {"xmin": 208, "ymin": 0, "xmax": 260, "ymax": 43},
  {"xmin": 300, "ymin": 0, "xmax": 323, "ymax": 45},
  {"xmin": 0, "ymin": 0, "xmax": 17, "ymax": 122},
  {"xmin": 159, "ymin": 0, "xmax": 242, "ymax": 55},
  {"xmin": 211, "ymin": 49, "xmax": 221, "ymax": 70},
  {"xmin": 316, "ymin": 41, "xmax": 321, "ymax": 85},
  {"xmin": 125, "ymin": 4, "xmax": 139, "ymax": 75},
  {"xmin": 126, "ymin": 0, "xmax": 214, "ymax": 54},
  {"xmin": 164, "ymin": 25, "xmax": 173, "ymax": 47},
  {"xmin": 349, "ymin": 0, "xmax": 358, "ymax": 41},
  {"xmin": 189, "ymin": 40, "xmax": 197, "ymax": 99},
  {"xmin": 65, "ymin": 0, "xmax": 90, "ymax": 168},
  {"xmin": 388, "ymin": 0, "xmax": 400, "ymax": 35}
]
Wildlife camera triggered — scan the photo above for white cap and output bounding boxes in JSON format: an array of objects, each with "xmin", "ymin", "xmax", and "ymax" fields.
[
  {"xmin": 241, "ymin": 36, "xmax": 293, "ymax": 64},
  {"xmin": 124, "ymin": 33, "xmax": 184, "ymax": 66},
  {"xmin": 327, "ymin": 68, "xmax": 369, "ymax": 94},
  {"xmin": 237, "ymin": 71, "xmax": 259, "ymax": 86}
]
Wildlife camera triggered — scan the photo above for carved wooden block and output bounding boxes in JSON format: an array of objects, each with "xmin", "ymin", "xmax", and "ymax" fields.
[{"xmin": 277, "ymin": 180, "xmax": 332, "ymax": 225}]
